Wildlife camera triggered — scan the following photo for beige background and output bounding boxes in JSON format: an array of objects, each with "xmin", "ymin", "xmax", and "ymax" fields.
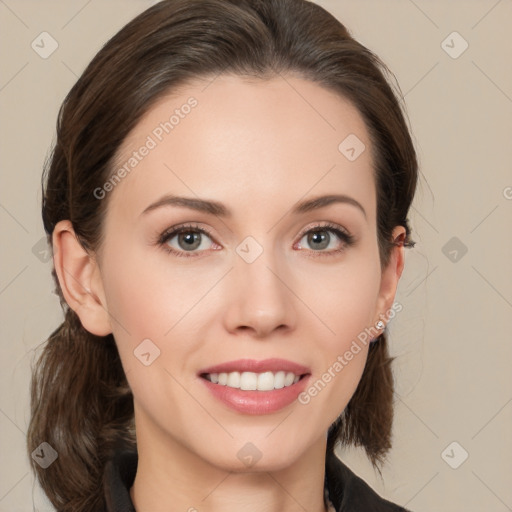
[{"xmin": 1, "ymin": 1, "xmax": 511, "ymax": 511}]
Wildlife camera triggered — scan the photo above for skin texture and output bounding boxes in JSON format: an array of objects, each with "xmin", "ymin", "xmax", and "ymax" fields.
[{"xmin": 53, "ymin": 74, "xmax": 405, "ymax": 512}]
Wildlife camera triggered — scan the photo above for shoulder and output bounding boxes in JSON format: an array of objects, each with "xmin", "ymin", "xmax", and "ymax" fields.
[
  {"xmin": 325, "ymin": 450, "xmax": 412, "ymax": 512},
  {"xmin": 102, "ymin": 446, "xmax": 137, "ymax": 512}
]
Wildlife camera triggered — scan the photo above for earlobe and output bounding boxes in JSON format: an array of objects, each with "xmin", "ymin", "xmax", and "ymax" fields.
[
  {"xmin": 52, "ymin": 220, "xmax": 112, "ymax": 336},
  {"xmin": 374, "ymin": 226, "xmax": 406, "ymax": 322}
]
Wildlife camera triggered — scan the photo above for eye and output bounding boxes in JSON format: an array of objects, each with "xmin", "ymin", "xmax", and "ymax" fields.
[
  {"xmin": 156, "ymin": 222, "xmax": 355, "ymax": 258},
  {"xmin": 295, "ymin": 223, "xmax": 355, "ymax": 255},
  {"xmin": 158, "ymin": 224, "xmax": 219, "ymax": 257}
]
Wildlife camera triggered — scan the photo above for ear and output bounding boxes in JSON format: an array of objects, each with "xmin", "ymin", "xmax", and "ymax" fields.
[
  {"xmin": 52, "ymin": 220, "xmax": 112, "ymax": 336},
  {"xmin": 373, "ymin": 226, "xmax": 406, "ymax": 325}
]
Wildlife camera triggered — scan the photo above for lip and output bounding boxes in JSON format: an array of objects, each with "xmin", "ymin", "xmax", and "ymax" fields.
[
  {"xmin": 199, "ymin": 373, "xmax": 311, "ymax": 415},
  {"xmin": 198, "ymin": 358, "xmax": 312, "ymax": 415},
  {"xmin": 198, "ymin": 358, "xmax": 311, "ymax": 376}
]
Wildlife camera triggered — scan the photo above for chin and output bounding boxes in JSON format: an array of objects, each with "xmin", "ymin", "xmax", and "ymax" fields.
[{"xmin": 202, "ymin": 438, "xmax": 308, "ymax": 473}]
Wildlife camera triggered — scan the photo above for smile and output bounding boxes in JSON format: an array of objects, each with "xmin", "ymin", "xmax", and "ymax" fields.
[{"xmin": 198, "ymin": 359, "xmax": 312, "ymax": 414}]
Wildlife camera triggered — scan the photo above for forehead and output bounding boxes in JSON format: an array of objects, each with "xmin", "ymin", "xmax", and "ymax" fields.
[{"xmin": 108, "ymin": 73, "xmax": 376, "ymax": 224}]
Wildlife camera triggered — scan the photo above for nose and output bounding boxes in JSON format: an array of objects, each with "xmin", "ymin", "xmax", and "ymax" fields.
[{"xmin": 222, "ymin": 248, "xmax": 297, "ymax": 339}]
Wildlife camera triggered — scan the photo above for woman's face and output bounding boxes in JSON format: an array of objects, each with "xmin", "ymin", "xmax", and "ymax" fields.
[{"xmin": 91, "ymin": 74, "xmax": 402, "ymax": 471}]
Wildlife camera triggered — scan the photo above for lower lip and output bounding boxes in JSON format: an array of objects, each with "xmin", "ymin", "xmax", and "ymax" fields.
[{"xmin": 200, "ymin": 375, "xmax": 311, "ymax": 415}]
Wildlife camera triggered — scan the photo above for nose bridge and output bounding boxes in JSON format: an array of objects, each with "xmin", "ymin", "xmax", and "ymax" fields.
[{"xmin": 223, "ymin": 236, "xmax": 296, "ymax": 336}]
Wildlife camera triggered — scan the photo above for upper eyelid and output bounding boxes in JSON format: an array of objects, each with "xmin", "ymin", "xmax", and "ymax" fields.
[
  {"xmin": 298, "ymin": 222, "xmax": 351, "ymax": 237},
  {"xmin": 159, "ymin": 223, "xmax": 213, "ymax": 241}
]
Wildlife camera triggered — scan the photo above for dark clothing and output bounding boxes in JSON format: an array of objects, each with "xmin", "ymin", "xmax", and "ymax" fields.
[{"xmin": 103, "ymin": 447, "xmax": 411, "ymax": 511}]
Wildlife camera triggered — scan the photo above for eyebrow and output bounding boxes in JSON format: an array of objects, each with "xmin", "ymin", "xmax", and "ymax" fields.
[{"xmin": 140, "ymin": 193, "xmax": 366, "ymax": 219}]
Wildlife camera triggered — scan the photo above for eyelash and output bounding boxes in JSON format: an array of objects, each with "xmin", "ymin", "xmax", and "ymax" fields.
[{"xmin": 156, "ymin": 222, "xmax": 355, "ymax": 258}]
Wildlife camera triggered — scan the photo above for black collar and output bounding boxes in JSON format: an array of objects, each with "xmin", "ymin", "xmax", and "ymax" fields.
[{"xmin": 103, "ymin": 447, "xmax": 410, "ymax": 512}]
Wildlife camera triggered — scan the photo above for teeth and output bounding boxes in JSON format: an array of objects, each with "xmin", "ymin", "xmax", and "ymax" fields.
[{"xmin": 205, "ymin": 371, "xmax": 301, "ymax": 390}]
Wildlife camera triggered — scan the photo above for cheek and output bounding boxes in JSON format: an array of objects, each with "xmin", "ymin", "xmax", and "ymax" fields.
[
  {"xmin": 292, "ymin": 251, "xmax": 381, "ymax": 419},
  {"xmin": 98, "ymin": 252, "xmax": 205, "ymax": 422},
  {"xmin": 99, "ymin": 246, "xmax": 229, "ymax": 400},
  {"xmin": 293, "ymin": 249, "xmax": 382, "ymax": 345},
  {"xmin": 101, "ymin": 246, "xmax": 212, "ymax": 341}
]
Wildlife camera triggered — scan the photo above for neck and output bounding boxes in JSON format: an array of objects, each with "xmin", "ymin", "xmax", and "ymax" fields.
[{"xmin": 130, "ymin": 413, "xmax": 330, "ymax": 512}]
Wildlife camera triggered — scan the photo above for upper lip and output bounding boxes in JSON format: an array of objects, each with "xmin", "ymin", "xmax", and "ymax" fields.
[{"xmin": 198, "ymin": 358, "xmax": 311, "ymax": 376}]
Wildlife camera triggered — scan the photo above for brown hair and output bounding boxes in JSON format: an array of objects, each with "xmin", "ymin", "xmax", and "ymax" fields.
[{"xmin": 28, "ymin": 0, "xmax": 418, "ymax": 510}]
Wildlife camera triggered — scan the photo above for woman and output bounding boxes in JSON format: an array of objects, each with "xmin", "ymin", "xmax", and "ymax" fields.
[{"xmin": 27, "ymin": 0, "xmax": 418, "ymax": 511}]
